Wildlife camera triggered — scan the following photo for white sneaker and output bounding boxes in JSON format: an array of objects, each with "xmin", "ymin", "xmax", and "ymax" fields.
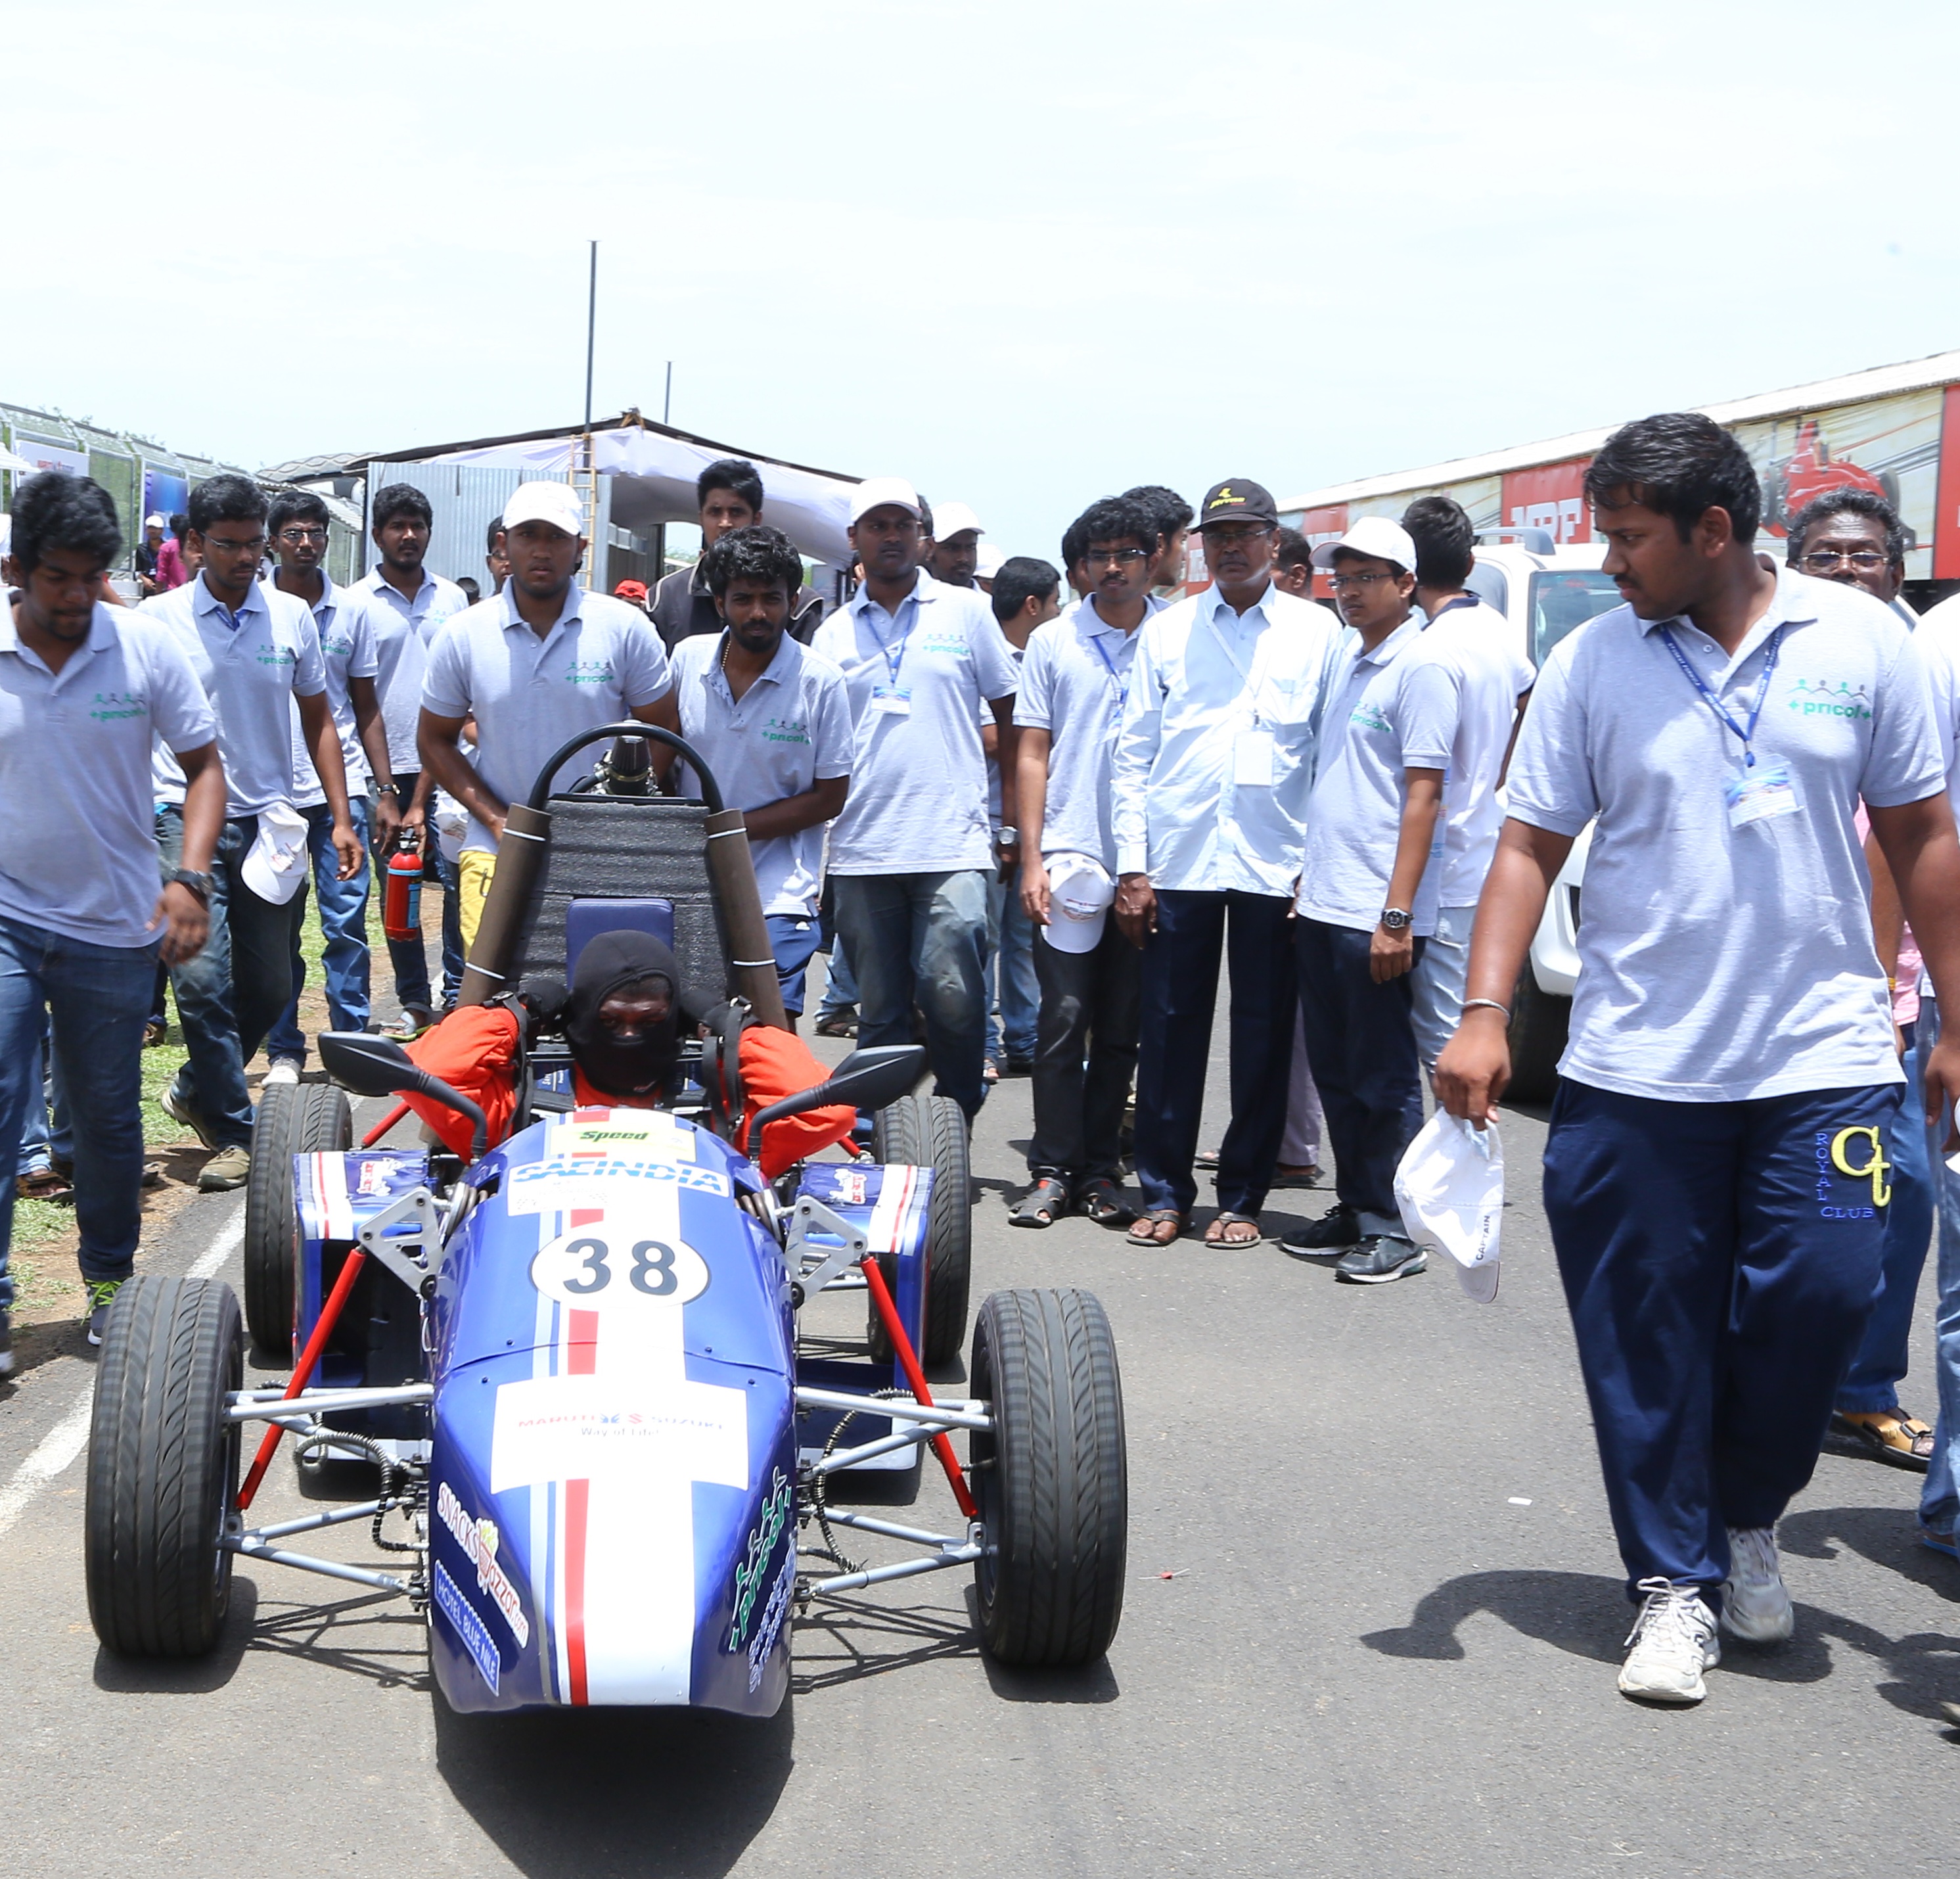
[
  {"xmin": 265, "ymin": 1057, "xmax": 302, "ymax": 1086},
  {"xmin": 1618, "ymin": 1577, "xmax": 1720, "ymax": 1704},
  {"xmin": 1721, "ymin": 1525, "xmax": 1794, "ymax": 1644}
]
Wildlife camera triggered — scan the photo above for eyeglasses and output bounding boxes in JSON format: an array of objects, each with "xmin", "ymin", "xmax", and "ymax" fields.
[
  {"xmin": 1327, "ymin": 570, "xmax": 1396, "ymax": 593},
  {"xmin": 1083, "ymin": 548, "xmax": 1152, "ymax": 566},
  {"xmin": 277, "ymin": 526, "xmax": 329, "ymax": 544},
  {"xmin": 1799, "ymin": 549, "xmax": 1888, "ymax": 572},
  {"xmin": 202, "ymin": 534, "xmax": 267, "ymax": 555},
  {"xmin": 1201, "ymin": 525, "xmax": 1273, "ymax": 546}
]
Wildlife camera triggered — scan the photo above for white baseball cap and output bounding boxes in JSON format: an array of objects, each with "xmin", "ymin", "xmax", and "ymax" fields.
[
  {"xmin": 143, "ymin": 512, "xmax": 168, "ymax": 530},
  {"xmin": 930, "ymin": 500, "xmax": 983, "ymax": 542},
  {"xmin": 974, "ymin": 543, "xmax": 1007, "ymax": 580},
  {"xmin": 849, "ymin": 476, "xmax": 923, "ymax": 526},
  {"xmin": 502, "ymin": 481, "xmax": 587, "ymax": 538},
  {"xmin": 1310, "ymin": 515, "xmax": 1417, "ymax": 572},
  {"xmin": 240, "ymin": 802, "xmax": 311, "ymax": 906},
  {"xmin": 1039, "ymin": 852, "xmax": 1115, "ymax": 954}
]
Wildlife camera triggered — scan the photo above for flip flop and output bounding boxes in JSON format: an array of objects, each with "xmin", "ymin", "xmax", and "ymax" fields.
[
  {"xmin": 1076, "ymin": 1177, "xmax": 1133, "ymax": 1227},
  {"xmin": 1834, "ymin": 1406, "xmax": 1936, "ymax": 1470},
  {"xmin": 1203, "ymin": 1210, "xmax": 1264, "ymax": 1247},
  {"xmin": 1010, "ymin": 1176, "xmax": 1071, "ymax": 1228},
  {"xmin": 1126, "ymin": 1208, "xmax": 1186, "ymax": 1247},
  {"xmin": 16, "ymin": 1168, "xmax": 73, "ymax": 1203}
]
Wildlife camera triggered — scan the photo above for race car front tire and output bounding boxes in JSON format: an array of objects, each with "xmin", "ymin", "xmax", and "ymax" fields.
[
  {"xmin": 969, "ymin": 1287, "xmax": 1128, "ymax": 1667},
  {"xmin": 243, "ymin": 1080, "xmax": 352, "ymax": 1357},
  {"xmin": 85, "ymin": 1275, "xmax": 242, "ymax": 1658}
]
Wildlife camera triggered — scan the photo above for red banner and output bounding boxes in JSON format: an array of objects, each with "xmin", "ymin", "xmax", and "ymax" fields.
[{"xmin": 1499, "ymin": 461, "xmax": 1591, "ymax": 545}]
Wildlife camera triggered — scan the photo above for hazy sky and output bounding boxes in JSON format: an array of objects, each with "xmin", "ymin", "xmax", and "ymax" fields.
[{"xmin": 12, "ymin": 0, "xmax": 1960, "ymax": 562}]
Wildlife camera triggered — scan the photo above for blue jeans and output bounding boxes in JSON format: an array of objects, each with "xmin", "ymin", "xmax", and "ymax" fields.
[
  {"xmin": 269, "ymin": 798, "xmax": 373, "ymax": 1060},
  {"xmin": 1134, "ymin": 889, "xmax": 1296, "ymax": 1217},
  {"xmin": 1919, "ymin": 998, "xmax": 1960, "ymax": 1532},
  {"xmin": 159, "ymin": 807, "xmax": 304, "ymax": 1149},
  {"xmin": 831, "ymin": 870, "xmax": 990, "ymax": 1117},
  {"xmin": 1836, "ymin": 1018, "xmax": 1933, "ymax": 1414},
  {"xmin": 1545, "ymin": 1077, "xmax": 1891, "ymax": 1600},
  {"xmin": 984, "ymin": 871, "xmax": 1039, "ymax": 1063},
  {"xmin": 0, "ymin": 915, "xmax": 158, "ymax": 1305},
  {"xmin": 382, "ymin": 776, "xmax": 465, "ymax": 1016},
  {"xmin": 765, "ymin": 914, "xmax": 825, "ymax": 1018},
  {"xmin": 1296, "ymin": 917, "xmax": 1428, "ymax": 1237},
  {"xmin": 16, "ymin": 1025, "xmax": 72, "ymax": 1175}
]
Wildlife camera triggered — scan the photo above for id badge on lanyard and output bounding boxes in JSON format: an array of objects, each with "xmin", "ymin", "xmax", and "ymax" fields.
[
  {"xmin": 1208, "ymin": 611, "xmax": 1278, "ymax": 789},
  {"xmin": 1660, "ymin": 623, "xmax": 1797, "ymax": 828}
]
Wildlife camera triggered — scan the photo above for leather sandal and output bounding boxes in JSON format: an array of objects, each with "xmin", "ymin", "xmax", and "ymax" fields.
[
  {"xmin": 1203, "ymin": 1209, "xmax": 1264, "ymax": 1247},
  {"xmin": 1076, "ymin": 1177, "xmax": 1133, "ymax": 1227},
  {"xmin": 1126, "ymin": 1207, "xmax": 1186, "ymax": 1246},
  {"xmin": 1010, "ymin": 1176, "xmax": 1070, "ymax": 1228},
  {"xmin": 1833, "ymin": 1406, "xmax": 1936, "ymax": 1469}
]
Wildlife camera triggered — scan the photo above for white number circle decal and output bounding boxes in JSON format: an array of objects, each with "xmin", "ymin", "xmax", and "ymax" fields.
[{"xmin": 530, "ymin": 1230, "xmax": 710, "ymax": 1311}]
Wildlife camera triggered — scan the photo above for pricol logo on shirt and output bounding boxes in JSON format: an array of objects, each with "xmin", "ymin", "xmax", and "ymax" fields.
[
  {"xmin": 919, "ymin": 633, "xmax": 969, "ymax": 657},
  {"xmin": 562, "ymin": 659, "xmax": 616, "ymax": 686},
  {"xmin": 89, "ymin": 690, "xmax": 148, "ymax": 722},
  {"xmin": 1786, "ymin": 678, "xmax": 1871, "ymax": 720},
  {"xmin": 256, "ymin": 644, "xmax": 296, "ymax": 668},
  {"xmin": 323, "ymin": 632, "xmax": 357, "ymax": 657},
  {"xmin": 1350, "ymin": 704, "xmax": 1392, "ymax": 734},
  {"xmin": 762, "ymin": 715, "xmax": 811, "ymax": 746}
]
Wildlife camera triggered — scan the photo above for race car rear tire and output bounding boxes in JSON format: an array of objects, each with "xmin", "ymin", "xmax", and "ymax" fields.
[
  {"xmin": 969, "ymin": 1287, "xmax": 1127, "ymax": 1667},
  {"xmin": 866, "ymin": 1094, "xmax": 926, "ymax": 1363},
  {"xmin": 918, "ymin": 1093, "xmax": 972, "ymax": 1368},
  {"xmin": 243, "ymin": 1082, "xmax": 352, "ymax": 1358},
  {"xmin": 85, "ymin": 1275, "xmax": 242, "ymax": 1658},
  {"xmin": 1505, "ymin": 967, "xmax": 1570, "ymax": 1107}
]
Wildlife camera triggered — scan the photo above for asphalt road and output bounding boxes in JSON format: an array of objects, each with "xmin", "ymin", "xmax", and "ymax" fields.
[{"xmin": 6, "ymin": 1005, "xmax": 1957, "ymax": 1878}]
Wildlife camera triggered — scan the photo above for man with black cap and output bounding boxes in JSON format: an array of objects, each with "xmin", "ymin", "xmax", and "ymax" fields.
[{"xmin": 1111, "ymin": 479, "xmax": 1343, "ymax": 1247}]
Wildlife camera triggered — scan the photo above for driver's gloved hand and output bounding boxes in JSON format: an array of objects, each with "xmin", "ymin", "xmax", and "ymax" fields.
[{"xmin": 514, "ymin": 975, "xmax": 569, "ymax": 1044}]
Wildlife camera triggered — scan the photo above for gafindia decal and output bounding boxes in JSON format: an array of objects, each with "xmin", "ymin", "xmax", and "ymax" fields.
[{"xmin": 727, "ymin": 1466, "xmax": 793, "ymax": 1653}]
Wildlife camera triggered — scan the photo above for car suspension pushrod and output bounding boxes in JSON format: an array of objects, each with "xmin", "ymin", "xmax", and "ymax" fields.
[
  {"xmin": 857, "ymin": 1254, "xmax": 978, "ymax": 1520},
  {"xmin": 236, "ymin": 1249, "xmax": 368, "ymax": 1510}
]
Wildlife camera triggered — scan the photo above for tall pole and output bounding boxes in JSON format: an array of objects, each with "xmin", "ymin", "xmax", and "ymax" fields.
[
  {"xmin": 664, "ymin": 360, "xmax": 673, "ymax": 426},
  {"xmin": 583, "ymin": 240, "xmax": 598, "ymax": 434}
]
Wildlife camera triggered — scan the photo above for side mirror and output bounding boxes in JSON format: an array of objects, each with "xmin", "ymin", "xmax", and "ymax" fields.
[
  {"xmin": 319, "ymin": 1031, "xmax": 490, "ymax": 1159},
  {"xmin": 742, "ymin": 1044, "xmax": 926, "ymax": 1155}
]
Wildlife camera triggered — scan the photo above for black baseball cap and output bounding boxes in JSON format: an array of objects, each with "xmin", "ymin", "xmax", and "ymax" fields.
[{"xmin": 1197, "ymin": 479, "xmax": 1279, "ymax": 530}]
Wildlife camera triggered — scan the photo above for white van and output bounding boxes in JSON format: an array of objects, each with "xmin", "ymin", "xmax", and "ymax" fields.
[{"xmin": 1462, "ymin": 534, "xmax": 1623, "ymax": 1102}]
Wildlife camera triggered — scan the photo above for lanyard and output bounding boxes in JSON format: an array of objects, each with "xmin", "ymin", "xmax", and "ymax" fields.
[
  {"xmin": 864, "ymin": 593, "xmax": 917, "ymax": 686},
  {"xmin": 1659, "ymin": 622, "xmax": 1786, "ymax": 768},
  {"xmin": 1202, "ymin": 602, "xmax": 1276, "ymax": 726},
  {"xmin": 1089, "ymin": 630, "xmax": 1130, "ymax": 714}
]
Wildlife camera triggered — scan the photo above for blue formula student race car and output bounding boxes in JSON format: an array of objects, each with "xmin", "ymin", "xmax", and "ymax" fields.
[{"xmin": 83, "ymin": 726, "xmax": 1128, "ymax": 1713}]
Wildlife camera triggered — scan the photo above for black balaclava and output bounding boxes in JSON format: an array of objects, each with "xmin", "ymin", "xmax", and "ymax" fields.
[{"xmin": 564, "ymin": 929, "xmax": 683, "ymax": 1100}]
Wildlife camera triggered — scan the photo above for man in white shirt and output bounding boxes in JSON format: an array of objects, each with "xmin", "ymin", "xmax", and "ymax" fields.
[
  {"xmin": 420, "ymin": 480, "xmax": 680, "ymax": 952},
  {"xmin": 1283, "ymin": 517, "xmax": 1458, "ymax": 1284},
  {"xmin": 813, "ymin": 478, "xmax": 1021, "ymax": 1118},
  {"xmin": 358, "ymin": 482, "xmax": 470, "ymax": 1033},
  {"xmin": 145, "ymin": 475, "xmax": 361, "ymax": 1190},
  {"xmin": 1111, "ymin": 478, "xmax": 1343, "ymax": 1247},
  {"xmin": 265, "ymin": 490, "xmax": 396, "ymax": 1069},
  {"xmin": 0, "ymin": 474, "xmax": 221, "ymax": 1360},
  {"xmin": 1399, "ymin": 496, "xmax": 1536, "ymax": 1070},
  {"xmin": 1012, "ymin": 497, "xmax": 1160, "ymax": 1227},
  {"xmin": 669, "ymin": 525, "xmax": 852, "ymax": 1022},
  {"xmin": 1438, "ymin": 413, "xmax": 1960, "ymax": 1707}
]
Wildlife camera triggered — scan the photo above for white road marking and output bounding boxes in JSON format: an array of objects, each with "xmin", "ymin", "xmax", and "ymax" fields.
[{"xmin": 0, "ymin": 1199, "xmax": 244, "ymax": 1539}]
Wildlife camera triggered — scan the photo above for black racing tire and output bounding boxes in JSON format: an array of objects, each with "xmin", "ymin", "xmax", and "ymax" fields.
[
  {"xmin": 244, "ymin": 1082, "xmax": 352, "ymax": 1358},
  {"xmin": 918, "ymin": 1094, "xmax": 971, "ymax": 1368},
  {"xmin": 969, "ymin": 1287, "xmax": 1127, "ymax": 1667},
  {"xmin": 1505, "ymin": 967, "xmax": 1570, "ymax": 1107},
  {"xmin": 866, "ymin": 1093, "xmax": 926, "ymax": 1362},
  {"xmin": 85, "ymin": 1275, "xmax": 242, "ymax": 1658}
]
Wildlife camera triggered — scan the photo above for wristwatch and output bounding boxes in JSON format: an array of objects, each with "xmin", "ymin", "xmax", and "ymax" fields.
[
  {"xmin": 169, "ymin": 868, "xmax": 215, "ymax": 906},
  {"xmin": 376, "ymin": 781, "xmax": 403, "ymax": 799},
  {"xmin": 997, "ymin": 828, "xmax": 1019, "ymax": 846},
  {"xmin": 1380, "ymin": 906, "xmax": 1413, "ymax": 932}
]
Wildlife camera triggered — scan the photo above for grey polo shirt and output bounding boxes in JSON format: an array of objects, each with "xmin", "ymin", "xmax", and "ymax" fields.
[
  {"xmin": 811, "ymin": 572, "xmax": 1020, "ymax": 875},
  {"xmin": 1296, "ymin": 613, "xmax": 1459, "ymax": 936},
  {"xmin": 1507, "ymin": 564, "xmax": 1944, "ymax": 1102},
  {"xmin": 1014, "ymin": 596, "xmax": 1151, "ymax": 870},
  {"xmin": 142, "ymin": 574, "xmax": 327, "ymax": 818},
  {"xmin": 421, "ymin": 584, "xmax": 673, "ymax": 854},
  {"xmin": 288, "ymin": 576, "xmax": 380, "ymax": 807},
  {"xmin": 670, "ymin": 631, "xmax": 854, "ymax": 916},
  {"xmin": 357, "ymin": 566, "xmax": 470, "ymax": 775},
  {"xmin": 0, "ymin": 603, "xmax": 214, "ymax": 947}
]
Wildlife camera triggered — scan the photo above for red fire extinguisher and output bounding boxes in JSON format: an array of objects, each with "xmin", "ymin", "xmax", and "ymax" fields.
[{"xmin": 382, "ymin": 841, "xmax": 423, "ymax": 943}]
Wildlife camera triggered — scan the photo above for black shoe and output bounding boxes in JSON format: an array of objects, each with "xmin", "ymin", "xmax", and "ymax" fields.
[
  {"xmin": 1279, "ymin": 1205, "xmax": 1360, "ymax": 1258},
  {"xmin": 1003, "ymin": 1055, "xmax": 1035, "ymax": 1077},
  {"xmin": 1334, "ymin": 1235, "xmax": 1428, "ymax": 1284}
]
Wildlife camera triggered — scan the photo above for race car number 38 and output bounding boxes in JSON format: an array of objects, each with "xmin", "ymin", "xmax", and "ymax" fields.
[{"xmin": 530, "ymin": 1230, "xmax": 710, "ymax": 1311}]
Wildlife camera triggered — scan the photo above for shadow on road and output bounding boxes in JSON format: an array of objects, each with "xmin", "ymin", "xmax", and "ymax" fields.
[
  {"xmin": 1779, "ymin": 1502, "xmax": 1955, "ymax": 1599},
  {"xmin": 433, "ymin": 1690, "xmax": 792, "ymax": 1878},
  {"xmin": 1361, "ymin": 1567, "xmax": 1625, "ymax": 1664},
  {"xmin": 92, "ymin": 1577, "xmax": 262, "ymax": 1693}
]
